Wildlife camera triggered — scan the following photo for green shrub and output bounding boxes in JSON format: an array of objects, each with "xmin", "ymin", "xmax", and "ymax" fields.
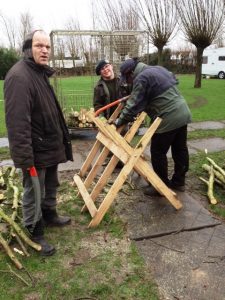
[{"xmin": 0, "ymin": 48, "xmax": 19, "ymax": 80}]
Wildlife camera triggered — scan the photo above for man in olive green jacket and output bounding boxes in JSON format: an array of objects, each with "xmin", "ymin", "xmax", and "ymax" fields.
[{"xmin": 115, "ymin": 58, "xmax": 192, "ymax": 196}]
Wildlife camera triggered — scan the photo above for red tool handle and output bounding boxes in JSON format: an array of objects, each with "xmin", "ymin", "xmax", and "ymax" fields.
[
  {"xmin": 94, "ymin": 95, "xmax": 129, "ymax": 117},
  {"xmin": 29, "ymin": 166, "xmax": 38, "ymax": 177},
  {"xmin": 27, "ymin": 166, "xmax": 41, "ymax": 233}
]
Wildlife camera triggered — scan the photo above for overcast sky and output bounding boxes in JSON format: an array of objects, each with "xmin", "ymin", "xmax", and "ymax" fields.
[{"xmin": 0, "ymin": 0, "xmax": 93, "ymax": 35}]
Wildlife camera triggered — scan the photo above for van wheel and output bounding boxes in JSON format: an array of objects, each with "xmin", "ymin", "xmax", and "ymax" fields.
[{"xmin": 218, "ymin": 71, "xmax": 225, "ymax": 79}]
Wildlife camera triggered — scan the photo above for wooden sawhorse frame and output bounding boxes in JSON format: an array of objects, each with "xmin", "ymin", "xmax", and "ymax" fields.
[{"xmin": 74, "ymin": 107, "xmax": 182, "ymax": 227}]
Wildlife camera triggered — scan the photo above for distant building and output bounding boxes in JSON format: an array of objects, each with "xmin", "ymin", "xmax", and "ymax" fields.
[{"xmin": 49, "ymin": 58, "xmax": 85, "ymax": 68}]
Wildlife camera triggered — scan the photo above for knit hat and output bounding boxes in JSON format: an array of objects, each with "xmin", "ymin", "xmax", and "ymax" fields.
[
  {"xmin": 95, "ymin": 59, "xmax": 110, "ymax": 75},
  {"xmin": 120, "ymin": 58, "xmax": 139, "ymax": 82}
]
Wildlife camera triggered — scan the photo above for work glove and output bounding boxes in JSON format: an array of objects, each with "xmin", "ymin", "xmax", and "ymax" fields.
[
  {"xmin": 99, "ymin": 116, "xmax": 107, "ymax": 123},
  {"xmin": 108, "ymin": 118, "xmax": 123, "ymax": 128},
  {"xmin": 114, "ymin": 118, "xmax": 124, "ymax": 127}
]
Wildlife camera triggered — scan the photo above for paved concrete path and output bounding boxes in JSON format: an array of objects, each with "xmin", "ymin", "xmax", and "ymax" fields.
[{"xmin": 116, "ymin": 174, "xmax": 225, "ymax": 300}]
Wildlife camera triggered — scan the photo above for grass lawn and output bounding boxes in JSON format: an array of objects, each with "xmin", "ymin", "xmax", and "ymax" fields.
[{"xmin": 177, "ymin": 75, "xmax": 225, "ymax": 121}]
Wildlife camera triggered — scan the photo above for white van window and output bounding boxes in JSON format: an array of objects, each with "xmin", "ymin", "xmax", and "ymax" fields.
[
  {"xmin": 218, "ymin": 56, "xmax": 225, "ymax": 61},
  {"xmin": 202, "ymin": 56, "xmax": 208, "ymax": 64}
]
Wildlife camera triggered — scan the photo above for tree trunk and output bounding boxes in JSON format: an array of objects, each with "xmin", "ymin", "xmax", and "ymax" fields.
[
  {"xmin": 157, "ymin": 46, "xmax": 163, "ymax": 66},
  {"xmin": 194, "ymin": 47, "xmax": 204, "ymax": 88}
]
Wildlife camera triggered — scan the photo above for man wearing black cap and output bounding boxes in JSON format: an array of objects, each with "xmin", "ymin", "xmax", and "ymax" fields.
[
  {"xmin": 93, "ymin": 59, "xmax": 129, "ymax": 119},
  {"xmin": 4, "ymin": 30, "xmax": 73, "ymax": 256},
  {"xmin": 114, "ymin": 58, "xmax": 192, "ymax": 196}
]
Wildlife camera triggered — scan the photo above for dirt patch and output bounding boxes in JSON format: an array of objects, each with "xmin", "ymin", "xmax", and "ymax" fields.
[
  {"xmin": 189, "ymin": 96, "xmax": 208, "ymax": 109},
  {"xmin": 24, "ymin": 293, "xmax": 40, "ymax": 300},
  {"xmin": 58, "ymin": 169, "xmax": 78, "ymax": 181}
]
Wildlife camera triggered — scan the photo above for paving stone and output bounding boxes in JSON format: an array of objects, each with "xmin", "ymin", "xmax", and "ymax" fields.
[
  {"xmin": 0, "ymin": 159, "xmax": 14, "ymax": 167},
  {"xmin": 116, "ymin": 174, "xmax": 225, "ymax": 300},
  {"xmin": 188, "ymin": 120, "xmax": 225, "ymax": 131},
  {"xmin": 58, "ymin": 152, "xmax": 84, "ymax": 171},
  {"xmin": 188, "ymin": 137, "xmax": 225, "ymax": 153},
  {"xmin": 0, "ymin": 137, "xmax": 9, "ymax": 147}
]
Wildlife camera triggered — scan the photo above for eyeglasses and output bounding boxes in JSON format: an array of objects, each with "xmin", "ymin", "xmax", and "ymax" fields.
[
  {"xmin": 33, "ymin": 44, "xmax": 51, "ymax": 51},
  {"xmin": 101, "ymin": 64, "xmax": 111, "ymax": 71}
]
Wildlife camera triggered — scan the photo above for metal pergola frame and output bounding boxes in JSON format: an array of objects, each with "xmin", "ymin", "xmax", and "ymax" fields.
[{"xmin": 49, "ymin": 29, "xmax": 149, "ymax": 69}]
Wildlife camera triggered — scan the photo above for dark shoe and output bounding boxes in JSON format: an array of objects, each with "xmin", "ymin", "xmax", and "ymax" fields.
[
  {"xmin": 31, "ymin": 235, "xmax": 56, "ymax": 256},
  {"xmin": 27, "ymin": 219, "xmax": 56, "ymax": 256},
  {"xmin": 115, "ymin": 161, "xmax": 124, "ymax": 169},
  {"xmin": 169, "ymin": 182, "xmax": 185, "ymax": 192},
  {"xmin": 42, "ymin": 208, "xmax": 71, "ymax": 227},
  {"xmin": 143, "ymin": 186, "xmax": 161, "ymax": 196}
]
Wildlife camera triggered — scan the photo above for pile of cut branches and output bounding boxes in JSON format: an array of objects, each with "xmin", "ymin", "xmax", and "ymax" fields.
[
  {"xmin": 66, "ymin": 107, "xmax": 96, "ymax": 128},
  {"xmin": 0, "ymin": 166, "xmax": 40, "ymax": 272},
  {"xmin": 200, "ymin": 157, "xmax": 225, "ymax": 205}
]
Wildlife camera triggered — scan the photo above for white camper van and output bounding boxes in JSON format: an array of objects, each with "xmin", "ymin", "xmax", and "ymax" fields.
[{"xmin": 202, "ymin": 47, "xmax": 225, "ymax": 79}]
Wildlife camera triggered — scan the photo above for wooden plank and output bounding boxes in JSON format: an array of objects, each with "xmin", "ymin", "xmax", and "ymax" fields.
[
  {"xmin": 124, "ymin": 112, "xmax": 147, "ymax": 141},
  {"xmin": 79, "ymin": 140, "xmax": 101, "ymax": 177},
  {"xmin": 133, "ymin": 160, "xmax": 182, "ymax": 210},
  {"xmin": 97, "ymin": 133, "xmax": 129, "ymax": 163},
  {"xmin": 83, "ymin": 145, "xmax": 110, "ymax": 188},
  {"xmin": 90, "ymin": 156, "xmax": 119, "ymax": 203},
  {"xmin": 87, "ymin": 102, "xmax": 124, "ymax": 125},
  {"xmin": 77, "ymin": 114, "xmax": 182, "ymax": 227},
  {"xmin": 82, "ymin": 124, "xmax": 127, "ymax": 190},
  {"xmin": 107, "ymin": 103, "xmax": 124, "ymax": 121},
  {"xmin": 74, "ymin": 174, "xmax": 97, "ymax": 217},
  {"xmin": 81, "ymin": 134, "xmax": 129, "ymax": 212},
  {"xmin": 91, "ymin": 112, "xmax": 146, "ymax": 148},
  {"xmin": 80, "ymin": 105, "xmax": 124, "ymax": 178},
  {"xmin": 135, "ymin": 117, "xmax": 162, "ymax": 151},
  {"xmin": 81, "ymin": 114, "xmax": 146, "ymax": 211},
  {"xmin": 89, "ymin": 136, "xmax": 149, "ymax": 227},
  {"xmin": 90, "ymin": 134, "xmax": 180, "ymax": 210},
  {"xmin": 91, "ymin": 117, "xmax": 160, "ymax": 167},
  {"xmin": 94, "ymin": 117, "xmax": 182, "ymax": 210}
]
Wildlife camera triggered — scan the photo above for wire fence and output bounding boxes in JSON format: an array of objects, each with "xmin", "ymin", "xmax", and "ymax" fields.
[{"xmin": 50, "ymin": 30, "xmax": 149, "ymax": 129}]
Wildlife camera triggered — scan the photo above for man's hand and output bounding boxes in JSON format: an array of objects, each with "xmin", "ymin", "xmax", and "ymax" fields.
[{"xmin": 108, "ymin": 118, "xmax": 123, "ymax": 128}]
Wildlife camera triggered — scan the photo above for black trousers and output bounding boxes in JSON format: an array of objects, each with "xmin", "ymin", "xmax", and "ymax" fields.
[
  {"xmin": 22, "ymin": 165, "xmax": 59, "ymax": 226},
  {"xmin": 150, "ymin": 125, "xmax": 189, "ymax": 186}
]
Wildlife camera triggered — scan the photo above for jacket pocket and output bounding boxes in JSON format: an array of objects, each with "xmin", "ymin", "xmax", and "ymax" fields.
[{"xmin": 32, "ymin": 135, "xmax": 62, "ymax": 152}]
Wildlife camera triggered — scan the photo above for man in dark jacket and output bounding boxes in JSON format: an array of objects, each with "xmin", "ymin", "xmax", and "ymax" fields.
[
  {"xmin": 94, "ymin": 59, "xmax": 130, "ymax": 168},
  {"xmin": 93, "ymin": 59, "xmax": 130, "ymax": 119},
  {"xmin": 4, "ymin": 30, "xmax": 73, "ymax": 256},
  {"xmin": 114, "ymin": 58, "xmax": 192, "ymax": 196}
]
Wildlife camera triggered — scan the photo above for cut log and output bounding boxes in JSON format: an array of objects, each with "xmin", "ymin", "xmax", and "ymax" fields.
[{"xmin": 67, "ymin": 107, "xmax": 96, "ymax": 129}]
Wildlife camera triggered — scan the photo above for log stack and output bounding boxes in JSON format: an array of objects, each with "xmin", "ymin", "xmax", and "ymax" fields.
[{"xmin": 66, "ymin": 108, "xmax": 96, "ymax": 129}]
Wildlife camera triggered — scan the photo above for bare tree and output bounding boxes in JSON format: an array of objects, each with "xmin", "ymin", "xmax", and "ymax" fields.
[
  {"xmin": 0, "ymin": 13, "xmax": 17, "ymax": 49},
  {"xmin": 65, "ymin": 18, "xmax": 82, "ymax": 67},
  {"xmin": 56, "ymin": 37, "xmax": 66, "ymax": 68},
  {"xmin": 17, "ymin": 12, "xmax": 34, "ymax": 53},
  {"xmin": 134, "ymin": 0, "xmax": 178, "ymax": 65},
  {"xmin": 0, "ymin": 11, "xmax": 33, "ymax": 51},
  {"xmin": 214, "ymin": 34, "xmax": 225, "ymax": 48},
  {"xmin": 96, "ymin": 0, "xmax": 139, "ymax": 31},
  {"xmin": 95, "ymin": 0, "xmax": 140, "ymax": 60},
  {"xmin": 174, "ymin": 0, "xmax": 225, "ymax": 88}
]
